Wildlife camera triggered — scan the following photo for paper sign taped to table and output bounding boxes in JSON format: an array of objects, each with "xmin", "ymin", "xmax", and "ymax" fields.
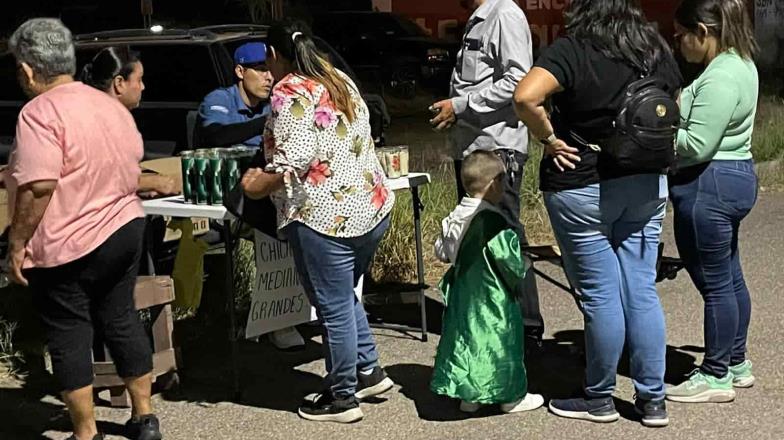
[{"xmin": 245, "ymin": 231, "xmax": 365, "ymax": 339}]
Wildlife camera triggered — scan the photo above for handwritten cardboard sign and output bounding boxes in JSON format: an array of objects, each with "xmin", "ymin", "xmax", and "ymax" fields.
[
  {"xmin": 244, "ymin": 230, "xmax": 365, "ymax": 339},
  {"xmin": 245, "ymin": 231, "xmax": 317, "ymax": 338}
]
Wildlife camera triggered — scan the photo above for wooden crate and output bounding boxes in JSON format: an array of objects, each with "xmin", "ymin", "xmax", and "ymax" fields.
[{"xmin": 93, "ymin": 275, "xmax": 179, "ymax": 407}]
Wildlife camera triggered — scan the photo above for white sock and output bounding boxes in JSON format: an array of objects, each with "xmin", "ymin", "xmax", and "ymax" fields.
[{"xmin": 359, "ymin": 368, "xmax": 374, "ymax": 376}]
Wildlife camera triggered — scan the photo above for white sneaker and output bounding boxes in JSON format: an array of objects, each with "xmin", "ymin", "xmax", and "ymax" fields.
[
  {"xmin": 459, "ymin": 400, "xmax": 481, "ymax": 413},
  {"xmin": 269, "ymin": 327, "xmax": 305, "ymax": 350},
  {"xmin": 500, "ymin": 393, "xmax": 545, "ymax": 413}
]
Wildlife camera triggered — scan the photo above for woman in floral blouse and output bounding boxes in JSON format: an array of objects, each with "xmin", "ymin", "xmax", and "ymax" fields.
[{"xmin": 241, "ymin": 21, "xmax": 395, "ymax": 423}]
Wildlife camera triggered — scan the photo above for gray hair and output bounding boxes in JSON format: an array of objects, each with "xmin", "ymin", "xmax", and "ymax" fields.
[{"xmin": 9, "ymin": 18, "xmax": 76, "ymax": 82}]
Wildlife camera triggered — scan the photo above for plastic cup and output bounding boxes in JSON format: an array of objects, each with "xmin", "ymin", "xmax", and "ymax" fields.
[
  {"xmin": 398, "ymin": 145, "xmax": 409, "ymax": 176},
  {"xmin": 384, "ymin": 148, "xmax": 401, "ymax": 179}
]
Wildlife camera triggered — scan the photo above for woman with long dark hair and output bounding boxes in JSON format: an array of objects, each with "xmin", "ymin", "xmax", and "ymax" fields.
[
  {"xmin": 514, "ymin": 0, "xmax": 682, "ymax": 427},
  {"xmin": 240, "ymin": 20, "xmax": 395, "ymax": 423},
  {"xmin": 666, "ymin": 0, "xmax": 760, "ymax": 404},
  {"xmin": 82, "ymin": 46, "xmax": 145, "ymax": 110},
  {"xmin": 81, "ymin": 46, "xmax": 176, "ymax": 197}
]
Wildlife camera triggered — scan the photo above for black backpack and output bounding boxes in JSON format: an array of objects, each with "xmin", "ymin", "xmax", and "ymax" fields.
[{"xmin": 601, "ymin": 76, "xmax": 680, "ymax": 172}]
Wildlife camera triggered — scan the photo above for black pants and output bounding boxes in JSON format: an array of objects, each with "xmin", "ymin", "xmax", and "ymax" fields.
[
  {"xmin": 26, "ymin": 218, "xmax": 152, "ymax": 391},
  {"xmin": 454, "ymin": 150, "xmax": 545, "ymax": 340}
]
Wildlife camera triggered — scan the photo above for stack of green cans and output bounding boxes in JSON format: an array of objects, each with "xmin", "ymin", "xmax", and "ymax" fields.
[{"xmin": 180, "ymin": 146, "xmax": 257, "ymax": 206}]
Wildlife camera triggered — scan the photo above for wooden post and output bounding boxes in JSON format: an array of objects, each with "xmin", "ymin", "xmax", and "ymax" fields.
[{"xmin": 141, "ymin": 0, "xmax": 154, "ymax": 28}]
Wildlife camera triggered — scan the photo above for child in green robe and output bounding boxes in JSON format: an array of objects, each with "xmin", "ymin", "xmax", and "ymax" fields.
[{"xmin": 431, "ymin": 151, "xmax": 543, "ymax": 414}]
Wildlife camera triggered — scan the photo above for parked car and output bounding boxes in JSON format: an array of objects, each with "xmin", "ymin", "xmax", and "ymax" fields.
[
  {"xmin": 0, "ymin": 24, "xmax": 390, "ymax": 163},
  {"xmin": 311, "ymin": 11, "xmax": 459, "ymax": 97}
]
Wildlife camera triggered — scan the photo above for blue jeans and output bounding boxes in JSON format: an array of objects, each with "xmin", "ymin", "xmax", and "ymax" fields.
[
  {"xmin": 284, "ymin": 216, "xmax": 390, "ymax": 399},
  {"xmin": 670, "ymin": 160, "xmax": 757, "ymax": 378},
  {"xmin": 544, "ymin": 174, "xmax": 668, "ymax": 400}
]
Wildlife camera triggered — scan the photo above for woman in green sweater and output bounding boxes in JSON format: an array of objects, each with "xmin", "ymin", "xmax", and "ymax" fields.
[{"xmin": 666, "ymin": 0, "xmax": 760, "ymax": 404}]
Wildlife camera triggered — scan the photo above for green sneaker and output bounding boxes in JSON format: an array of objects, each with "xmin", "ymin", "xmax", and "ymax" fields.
[
  {"xmin": 666, "ymin": 369, "xmax": 736, "ymax": 403},
  {"xmin": 729, "ymin": 360, "xmax": 756, "ymax": 388}
]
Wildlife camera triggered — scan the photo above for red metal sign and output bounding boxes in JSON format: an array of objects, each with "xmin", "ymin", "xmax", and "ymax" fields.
[{"xmin": 390, "ymin": 0, "xmax": 682, "ymax": 47}]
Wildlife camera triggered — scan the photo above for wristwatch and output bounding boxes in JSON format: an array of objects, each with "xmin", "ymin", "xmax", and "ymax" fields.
[{"xmin": 540, "ymin": 133, "xmax": 557, "ymax": 145}]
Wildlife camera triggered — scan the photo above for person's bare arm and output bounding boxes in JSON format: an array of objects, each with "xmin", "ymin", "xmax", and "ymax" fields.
[
  {"xmin": 8, "ymin": 180, "xmax": 56, "ymax": 286},
  {"xmin": 513, "ymin": 67, "xmax": 580, "ymax": 172},
  {"xmin": 138, "ymin": 173, "xmax": 179, "ymax": 198},
  {"xmin": 241, "ymin": 167, "xmax": 285, "ymax": 200}
]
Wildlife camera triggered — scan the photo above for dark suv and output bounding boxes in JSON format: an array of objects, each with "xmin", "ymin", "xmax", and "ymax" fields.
[
  {"xmin": 311, "ymin": 11, "xmax": 458, "ymax": 96},
  {"xmin": 0, "ymin": 24, "xmax": 390, "ymax": 163}
]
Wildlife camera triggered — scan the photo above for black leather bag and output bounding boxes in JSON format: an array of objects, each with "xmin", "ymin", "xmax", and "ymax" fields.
[
  {"xmin": 222, "ymin": 149, "xmax": 278, "ymax": 236},
  {"xmin": 603, "ymin": 76, "xmax": 679, "ymax": 172}
]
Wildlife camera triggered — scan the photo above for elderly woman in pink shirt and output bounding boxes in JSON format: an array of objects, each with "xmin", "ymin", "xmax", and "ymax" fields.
[{"xmin": 6, "ymin": 19, "xmax": 161, "ymax": 440}]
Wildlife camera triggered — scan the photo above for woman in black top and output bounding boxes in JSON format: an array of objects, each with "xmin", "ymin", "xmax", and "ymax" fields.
[{"xmin": 514, "ymin": 0, "xmax": 682, "ymax": 428}]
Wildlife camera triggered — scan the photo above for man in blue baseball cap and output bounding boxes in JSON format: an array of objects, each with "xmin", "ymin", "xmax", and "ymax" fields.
[
  {"xmin": 194, "ymin": 42, "xmax": 274, "ymax": 148},
  {"xmin": 195, "ymin": 42, "xmax": 305, "ymax": 350}
]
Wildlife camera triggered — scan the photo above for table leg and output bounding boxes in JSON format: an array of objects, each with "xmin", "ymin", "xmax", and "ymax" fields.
[
  {"xmin": 223, "ymin": 219, "xmax": 241, "ymax": 401},
  {"xmin": 411, "ymin": 187, "xmax": 428, "ymax": 342}
]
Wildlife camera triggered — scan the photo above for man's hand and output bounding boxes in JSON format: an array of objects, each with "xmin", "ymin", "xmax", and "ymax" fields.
[
  {"xmin": 429, "ymin": 99, "xmax": 456, "ymax": 131},
  {"xmin": 544, "ymin": 139, "xmax": 581, "ymax": 172},
  {"xmin": 8, "ymin": 245, "xmax": 28, "ymax": 286}
]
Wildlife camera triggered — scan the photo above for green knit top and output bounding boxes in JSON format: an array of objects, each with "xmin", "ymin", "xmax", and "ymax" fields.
[{"xmin": 676, "ymin": 50, "xmax": 758, "ymax": 168}]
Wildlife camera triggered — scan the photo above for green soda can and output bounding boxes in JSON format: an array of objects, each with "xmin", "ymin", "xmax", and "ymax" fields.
[
  {"xmin": 222, "ymin": 149, "xmax": 241, "ymax": 197},
  {"xmin": 208, "ymin": 149, "xmax": 224, "ymax": 205},
  {"xmin": 194, "ymin": 151, "xmax": 210, "ymax": 205},
  {"xmin": 180, "ymin": 150, "xmax": 195, "ymax": 204}
]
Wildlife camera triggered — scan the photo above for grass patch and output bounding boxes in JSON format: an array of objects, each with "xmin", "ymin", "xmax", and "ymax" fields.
[
  {"xmin": 753, "ymin": 94, "xmax": 784, "ymax": 163},
  {"xmin": 0, "ymin": 317, "xmax": 24, "ymax": 379},
  {"xmin": 758, "ymin": 160, "xmax": 784, "ymax": 191},
  {"xmin": 233, "ymin": 238, "xmax": 257, "ymax": 312}
]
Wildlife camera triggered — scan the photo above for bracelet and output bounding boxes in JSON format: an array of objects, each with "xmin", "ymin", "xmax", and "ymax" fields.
[{"xmin": 540, "ymin": 133, "xmax": 557, "ymax": 145}]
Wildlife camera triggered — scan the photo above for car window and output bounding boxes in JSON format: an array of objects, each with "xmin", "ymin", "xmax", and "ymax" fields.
[
  {"xmin": 133, "ymin": 44, "xmax": 218, "ymax": 102},
  {"xmin": 76, "ymin": 44, "xmax": 219, "ymax": 103}
]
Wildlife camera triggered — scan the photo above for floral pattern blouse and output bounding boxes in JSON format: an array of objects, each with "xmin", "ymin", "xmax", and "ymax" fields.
[{"xmin": 263, "ymin": 71, "xmax": 395, "ymax": 238}]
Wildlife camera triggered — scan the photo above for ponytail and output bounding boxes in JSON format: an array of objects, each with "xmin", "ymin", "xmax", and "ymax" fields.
[
  {"xmin": 675, "ymin": 0, "xmax": 758, "ymax": 60},
  {"xmin": 268, "ymin": 20, "xmax": 357, "ymax": 123},
  {"xmin": 80, "ymin": 46, "xmax": 141, "ymax": 92}
]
